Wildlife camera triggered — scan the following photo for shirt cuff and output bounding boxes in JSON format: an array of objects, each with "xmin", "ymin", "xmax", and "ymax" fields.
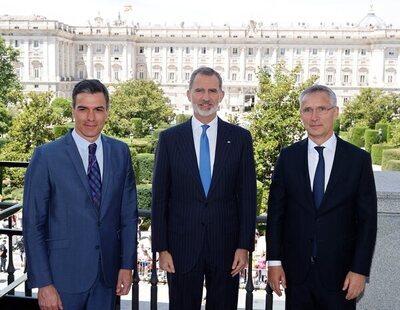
[{"xmin": 268, "ymin": 260, "xmax": 282, "ymax": 267}]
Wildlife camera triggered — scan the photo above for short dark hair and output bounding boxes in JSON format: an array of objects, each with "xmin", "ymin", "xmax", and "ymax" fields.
[
  {"xmin": 299, "ymin": 84, "xmax": 337, "ymax": 107},
  {"xmin": 72, "ymin": 79, "xmax": 110, "ymax": 109},
  {"xmin": 189, "ymin": 67, "xmax": 223, "ymax": 90}
]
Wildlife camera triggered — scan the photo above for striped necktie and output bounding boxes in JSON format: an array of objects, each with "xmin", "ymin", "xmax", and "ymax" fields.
[{"xmin": 88, "ymin": 143, "xmax": 102, "ymax": 208}]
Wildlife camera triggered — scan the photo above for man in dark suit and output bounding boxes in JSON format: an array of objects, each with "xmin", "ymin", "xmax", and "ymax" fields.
[
  {"xmin": 23, "ymin": 79, "xmax": 138, "ymax": 310},
  {"xmin": 267, "ymin": 85, "xmax": 377, "ymax": 309},
  {"xmin": 152, "ymin": 67, "xmax": 257, "ymax": 309}
]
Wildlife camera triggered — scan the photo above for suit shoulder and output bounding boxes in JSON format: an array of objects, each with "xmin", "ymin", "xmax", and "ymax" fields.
[{"xmin": 337, "ymin": 137, "xmax": 370, "ymax": 158}]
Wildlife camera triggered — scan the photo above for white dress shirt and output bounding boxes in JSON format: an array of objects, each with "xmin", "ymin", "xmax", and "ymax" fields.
[
  {"xmin": 268, "ymin": 133, "xmax": 337, "ymax": 267},
  {"xmin": 72, "ymin": 129, "xmax": 104, "ymax": 179},
  {"xmin": 191, "ymin": 115, "xmax": 218, "ymax": 175}
]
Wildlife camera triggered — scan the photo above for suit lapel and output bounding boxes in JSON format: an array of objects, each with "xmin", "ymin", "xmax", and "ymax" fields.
[
  {"xmin": 299, "ymin": 139, "xmax": 315, "ymax": 211},
  {"xmin": 100, "ymin": 135, "xmax": 111, "ymax": 218},
  {"xmin": 176, "ymin": 119, "xmax": 205, "ymax": 197},
  {"xmin": 208, "ymin": 118, "xmax": 232, "ymax": 196},
  {"xmin": 65, "ymin": 132, "xmax": 98, "ymax": 214}
]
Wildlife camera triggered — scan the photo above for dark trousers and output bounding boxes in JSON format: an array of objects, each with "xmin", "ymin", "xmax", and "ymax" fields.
[
  {"xmin": 58, "ymin": 262, "xmax": 116, "ymax": 310},
  {"xmin": 167, "ymin": 239, "xmax": 239, "ymax": 310},
  {"xmin": 285, "ymin": 263, "xmax": 356, "ymax": 310}
]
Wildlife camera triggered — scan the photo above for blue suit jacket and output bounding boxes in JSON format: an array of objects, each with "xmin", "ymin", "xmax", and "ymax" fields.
[
  {"xmin": 267, "ymin": 137, "xmax": 377, "ymax": 290},
  {"xmin": 151, "ymin": 118, "xmax": 257, "ymax": 273},
  {"xmin": 23, "ymin": 131, "xmax": 138, "ymax": 293}
]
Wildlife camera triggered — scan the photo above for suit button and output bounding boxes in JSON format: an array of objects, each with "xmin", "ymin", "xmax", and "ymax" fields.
[
  {"xmin": 95, "ymin": 245, "xmax": 100, "ymax": 250},
  {"xmin": 97, "ymin": 221, "xmax": 101, "ymax": 227}
]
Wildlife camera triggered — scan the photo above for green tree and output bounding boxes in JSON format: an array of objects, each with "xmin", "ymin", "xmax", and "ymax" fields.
[
  {"xmin": 105, "ymin": 80, "xmax": 174, "ymax": 137},
  {"xmin": 7, "ymin": 92, "xmax": 61, "ymax": 153},
  {"xmin": 51, "ymin": 97, "xmax": 73, "ymax": 121},
  {"xmin": 248, "ymin": 62, "xmax": 316, "ymax": 198},
  {"xmin": 341, "ymin": 88, "xmax": 400, "ymax": 131}
]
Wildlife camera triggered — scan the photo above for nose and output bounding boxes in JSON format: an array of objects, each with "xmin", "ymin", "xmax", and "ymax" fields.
[
  {"xmin": 203, "ymin": 91, "xmax": 210, "ymax": 101},
  {"xmin": 311, "ymin": 109, "xmax": 319, "ymax": 120},
  {"xmin": 87, "ymin": 109, "xmax": 95, "ymax": 121}
]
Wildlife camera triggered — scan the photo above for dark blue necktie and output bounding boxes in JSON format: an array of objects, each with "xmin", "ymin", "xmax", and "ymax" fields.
[
  {"xmin": 199, "ymin": 125, "xmax": 211, "ymax": 196},
  {"xmin": 88, "ymin": 143, "xmax": 102, "ymax": 208},
  {"xmin": 313, "ymin": 146, "xmax": 325, "ymax": 209}
]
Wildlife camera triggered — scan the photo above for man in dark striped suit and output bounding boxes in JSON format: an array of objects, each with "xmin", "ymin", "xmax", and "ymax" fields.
[{"xmin": 152, "ymin": 67, "xmax": 257, "ymax": 309}]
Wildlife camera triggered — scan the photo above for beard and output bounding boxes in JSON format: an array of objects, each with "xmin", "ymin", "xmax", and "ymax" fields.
[{"xmin": 192, "ymin": 103, "xmax": 219, "ymax": 117}]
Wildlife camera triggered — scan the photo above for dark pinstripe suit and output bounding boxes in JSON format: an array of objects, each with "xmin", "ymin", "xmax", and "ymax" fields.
[{"xmin": 152, "ymin": 117, "xmax": 257, "ymax": 309}]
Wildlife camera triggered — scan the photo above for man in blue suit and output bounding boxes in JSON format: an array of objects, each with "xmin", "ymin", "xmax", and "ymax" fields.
[
  {"xmin": 152, "ymin": 67, "xmax": 257, "ymax": 309},
  {"xmin": 267, "ymin": 85, "xmax": 377, "ymax": 309},
  {"xmin": 23, "ymin": 79, "xmax": 138, "ymax": 310}
]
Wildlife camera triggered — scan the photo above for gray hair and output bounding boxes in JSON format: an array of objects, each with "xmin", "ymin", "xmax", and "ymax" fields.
[
  {"xmin": 299, "ymin": 84, "xmax": 337, "ymax": 107},
  {"xmin": 189, "ymin": 67, "xmax": 223, "ymax": 90}
]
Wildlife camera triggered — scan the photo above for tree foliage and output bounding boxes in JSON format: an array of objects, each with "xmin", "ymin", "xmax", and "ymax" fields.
[
  {"xmin": 341, "ymin": 88, "xmax": 400, "ymax": 131},
  {"xmin": 51, "ymin": 97, "xmax": 73, "ymax": 121},
  {"xmin": 249, "ymin": 62, "xmax": 317, "ymax": 188},
  {"xmin": 105, "ymin": 80, "xmax": 174, "ymax": 137},
  {"xmin": 7, "ymin": 92, "xmax": 61, "ymax": 153}
]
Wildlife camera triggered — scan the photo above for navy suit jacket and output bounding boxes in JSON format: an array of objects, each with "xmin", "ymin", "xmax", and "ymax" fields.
[
  {"xmin": 151, "ymin": 118, "xmax": 257, "ymax": 273},
  {"xmin": 23, "ymin": 131, "xmax": 138, "ymax": 293},
  {"xmin": 267, "ymin": 137, "xmax": 377, "ymax": 290}
]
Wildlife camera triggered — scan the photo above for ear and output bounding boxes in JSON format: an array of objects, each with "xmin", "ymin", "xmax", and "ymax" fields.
[
  {"xmin": 219, "ymin": 90, "xmax": 225, "ymax": 102},
  {"xmin": 186, "ymin": 90, "xmax": 191, "ymax": 102}
]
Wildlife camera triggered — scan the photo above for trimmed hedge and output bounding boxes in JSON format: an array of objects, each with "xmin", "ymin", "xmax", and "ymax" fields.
[
  {"xmin": 132, "ymin": 138, "xmax": 153, "ymax": 154},
  {"xmin": 152, "ymin": 128, "xmax": 164, "ymax": 140},
  {"xmin": 131, "ymin": 118, "xmax": 143, "ymax": 138},
  {"xmin": 364, "ymin": 129, "xmax": 379, "ymax": 153},
  {"xmin": 53, "ymin": 125, "xmax": 69, "ymax": 138},
  {"xmin": 137, "ymin": 184, "xmax": 152, "ymax": 210},
  {"xmin": 375, "ymin": 123, "xmax": 388, "ymax": 143},
  {"xmin": 382, "ymin": 148, "xmax": 400, "ymax": 170},
  {"xmin": 339, "ymin": 131, "xmax": 349, "ymax": 142},
  {"xmin": 349, "ymin": 126, "xmax": 368, "ymax": 147},
  {"xmin": 385, "ymin": 160, "xmax": 400, "ymax": 171},
  {"xmin": 371, "ymin": 144, "xmax": 396, "ymax": 165},
  {"xmin": 388, "ymin": 124, "xmax": 396, "ymax": 140},
  {"xmin": 136, "ymin": 153, "xmax": 154, "ymax": 184}
]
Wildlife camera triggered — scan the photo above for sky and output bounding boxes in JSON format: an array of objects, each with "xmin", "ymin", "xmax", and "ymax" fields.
[{"xmin": 2, "ymin": 0, "xmax": 400, "ymax": 27}]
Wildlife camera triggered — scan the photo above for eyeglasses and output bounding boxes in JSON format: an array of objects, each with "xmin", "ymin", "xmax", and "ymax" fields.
[{"xmin": 301, "ymin": 106, "xmax": 336, "ymax": 116}]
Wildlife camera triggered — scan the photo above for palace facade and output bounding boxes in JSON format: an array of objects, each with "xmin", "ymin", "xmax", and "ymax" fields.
[{"xmin": 1, "ymin": 9, "xmax": 400, "ymax": 117}]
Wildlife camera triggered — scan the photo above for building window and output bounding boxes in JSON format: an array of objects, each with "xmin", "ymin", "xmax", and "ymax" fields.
[
  {"xmin": 79, "ymin": 70, "xmax": 84, "ymax": 79},
  {"xmin": 216, "ymin": 47, "xmax": 222, "ymax": 54},
  {"xmin": 96, "ymin": 29, "xmax": 101, "ymax": 34},
  {"xmin": 114, "ymin": 71, "xmax": 119, "ymax": 80},
  {"xmin": 327, "ymin": 74, "xmax": 333, "ymax": 85},
  {"xmin": 247, "ymin": 73, "xmax": 253, "ymax": 81},
  {"xmin": 186, "ymin": 35, "xmax": 191, "ymax": 38},
  {"xmin": 34, "ymin": 68, "xmax": 40, "ymax": 79},
  {"xmin": 185, "ymin": 105, "xmax": 189, "ymax": 111},
  {"xmin": 295, "ymin": 74, "xmax": 300, "ymax": 83},
  {"xmin": 327, "ymin": 49, "xmax": 334, "ymax": 55},
  {"xmin": 232, "ymin": 73, "xmax": 237, "ymax": 81},
  {"xmin": 33, "ymin": 40, "xmax": 39, "ymax": 48},
  {"xmin": 343, "ymin": 74, "xmax": 349, "ymax": 83},
  {"xmin": 360, "ymin": 49, "xmax": 367, "ymax": 56},
  {"xmin": 359, "ymin": 75, "xmax": 365, "ymax": 84},
  {"xmin": 154, "ymin": 47, "xmax": 160, "ymax": 53},
  {"xmin": 343, "ymin": 97, "xmax": 349, "ymax": 103},
  {"xmin": 295, "ymin": 48, "xmax": 301, "ymax": 55},
  {"xmin": 14, "ymin": 40, "xmax": 19, "ymax": 47},
  {"xmin": 248, "ymin": 48, "xmax": 254, "ymax": 56},
  {"xmin": 185, "ymin": 47, "xmax": 190, "ymax": 54},
  {"xmin": 232, "ymin": 48, "xmax": 238, "ymax": 55},
  {"xmin": 139, "ymin": 71, "xmax": 144, "ymax": 79},
  {"xmin": 185, "ymin": 72, "xmax": 190, "ymax": 80},
  {"xmin": 169, "ymin": 72, "xmax": 175, "ymax": 80},
  {"xmin": 95, "ymin": 45, "xmax": 102, "ymax": 53},
  {"xmin": 169, "ymin": 47, "xmax": 174, "ymax": 54},
  {"xmin": 139, "ymin": 46, "xmax": 144, "ymax": 54},
  {"xmin": 264, "ymin": 48, "xmax": 270, "ymax": 55},
  {"xmin": 78, "ymin": 45, "xmax": 84, "ymax": 52},
  {"xmin": 154, "ymin": 72, "xmax": 159, "ymax": 80},
  {"xmin": 34, "ymin": 84, "xmax": 39, "ymax": 88},
  {"xmin": 280, "ymin": 48, "xmax": 285, "ymax": 56},
  {"xmin": 388, "ymin": 75, "xmax": 393, "ymax": 83},
  {"xmin": 312, "ymin": 48, "xmax": 318, "ymax": 55},
  {"xmin": 388, "ymin": 50, "xmax": 395, "ymax": 56},
  {"xmin": 201, "ymin": 47, "xmax": 207, "ymax": 54},
  {"xmin": 96, "ymin": 71, "xmax": 101, "ymax": 80},
  {"xmin": 344, "ymin": 49, "xmax": 351, "ymax": 56},
  {"xmin": 113, "ymin": 45, "xmax": 120, "ymax": 53}
]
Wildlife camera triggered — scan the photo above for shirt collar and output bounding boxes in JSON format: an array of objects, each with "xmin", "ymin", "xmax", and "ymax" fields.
[
  {"xmin": 72, "ymin": 129, "xmax": 102, "ymax": 152},
  {"xmin": 308, "ymin": 133, "xmax": 337, "ymax": 152},
  {"xmin": 191, "ymin": 114, "xmax": 218, "ymax": 129}
]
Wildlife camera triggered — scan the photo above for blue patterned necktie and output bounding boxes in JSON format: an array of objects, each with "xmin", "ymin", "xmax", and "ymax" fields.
[
  {"xmin": 88, "ymin": 143, "xmax": 102, "ymax": 208},
  {"xmin": 200, "ymin": 125, "xmax": 211, "ymax": 196},
  {"xmin": 313, "ymin": 146, "xmax": 325, "ymax": 209}
]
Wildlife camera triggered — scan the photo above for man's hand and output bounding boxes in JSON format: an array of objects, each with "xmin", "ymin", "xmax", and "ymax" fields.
[
  {"xmin": 268, "ymin": 265, "xmax": 287, "ymax": 297},
  {"xmin": 116, "ymin": 269, "xmax": 133, "ymax": 296},
  {"xmin": 342, "ymin": 271, "xmax": 366, "ymax": 300},
  {"xmin": 38, "ymin": 284, "xmax": 63, "ymax": 310},
  {"xmin": 231, "ymin": 249, "xmax": 248, "ymax": 277},
  {"xmin": 159, "ymin": 251, "xmax": 175, "ymax": 273}
]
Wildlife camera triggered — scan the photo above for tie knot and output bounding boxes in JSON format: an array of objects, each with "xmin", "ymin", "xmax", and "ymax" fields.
[
  {"xmin": 88, "ymin": 143, "xmax": 97, "ymax": 155},
  {"xmin": 201, "ymin": 124, "xmax": 210, "ymax": 133},
  {"xmin": 314, "ymin": 146, "xmax": 324, "ymax": 156}
]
